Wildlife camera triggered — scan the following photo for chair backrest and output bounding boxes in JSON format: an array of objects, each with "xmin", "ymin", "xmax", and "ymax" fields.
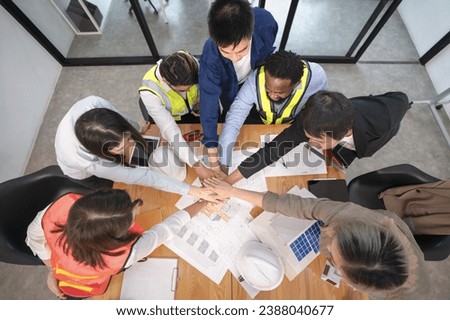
[
  {"xmin": 348, "ymin": 164, "xmax": 439, "ymax": 209},
  {"xmin": 0, "ymin": 166, "xmax": 93, "ymax": 265},
  {"xmin": 347, "ymin": 164, "xmax": 450, "ymax": 261}
]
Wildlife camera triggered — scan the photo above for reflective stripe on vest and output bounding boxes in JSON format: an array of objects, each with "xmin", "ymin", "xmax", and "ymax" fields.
[
  {"xmin": 42, "ymin": 193, "xmax": 143, "ymax": 298},
  {"xmin": 256, "ymin": 61, "xmax": 311, "ymax": 124},
  {"xmin": 138, "ymin": 65, "xmax": 199, "ymax": 121}
]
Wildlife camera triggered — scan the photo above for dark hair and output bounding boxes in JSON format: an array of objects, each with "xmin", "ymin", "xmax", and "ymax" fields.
[
  {"xmin": 302, "ymin": 91, "xmax": 355, "ymax": 140},
  {"xmin": 75, "ymin": 108, "xmax": 149, "ymax": 166},
  {"xmin": 159, "ymin": 51, "xmax": 199, "ymax": 86},
  {"xmin": 208, "ymin": 0, "xmax": 254, "ymax": 47},
  {"xmin": 55, "ymin": 189, "xmax": 142, "ymax": 269},
  {"xmin": 264, "ymin": 50, "xmax": 304, "ymax": 85},
  {"xmin": 333, "ymin": 220, "xmax": 409, "ymax": 290}
]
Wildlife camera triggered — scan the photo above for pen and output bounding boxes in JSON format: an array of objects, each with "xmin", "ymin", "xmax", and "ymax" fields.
[
  {"xmin": 280, "ymin": 158, "xmax": 288, "ymax": 168},
  {"xmin": 304, "ymin": 144, "xmax": 346, "ymax": 173}
]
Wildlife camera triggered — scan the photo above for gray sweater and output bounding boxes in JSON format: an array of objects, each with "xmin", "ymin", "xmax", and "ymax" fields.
[{"xmin": 262, "ymin": 192, "xmax": 430, "ymax": 299}]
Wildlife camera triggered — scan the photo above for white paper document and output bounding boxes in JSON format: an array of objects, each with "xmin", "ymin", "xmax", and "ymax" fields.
[
  {"xmin": 168, "ymin": 161, "xmax": 322, "ymax": 297},
  {"xmin": 165, "ymin": 215, "xmax": 230, "ymax": 285},
  {"xmin": 169, "ymin": 193, "xmax": 261, "ymax": 297},
  {"xmin": 120, "ymin": 258, "xmax": 178, "ymax": 300},
  {"xmin": 260, "ymin": 134, "xmax": 327, "ymax": 177},
  {"xmin": 229, "ymin": 148, "xmax": 268, "ymax": 192}
]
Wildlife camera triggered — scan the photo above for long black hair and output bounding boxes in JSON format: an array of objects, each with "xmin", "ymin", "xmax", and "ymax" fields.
[
  {"xmin": 54, "ymin": 189, "xmax": 142, "ymax": 269},
  {"xmin": 75, "ymin": 108, "xmax": 149, "ymax": 166}
]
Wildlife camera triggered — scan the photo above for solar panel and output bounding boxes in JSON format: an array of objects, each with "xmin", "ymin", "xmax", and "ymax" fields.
[{"xmin": 289, "ymin": 221, "xmax": 321, "ymax": 261}]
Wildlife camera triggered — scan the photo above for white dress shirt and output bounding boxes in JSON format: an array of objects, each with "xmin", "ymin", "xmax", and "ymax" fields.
[
  {"xmin": 54, "ymin": 95, "xmax": 189, "ymax": 195},
  {"xmin": 338, "ymin": 134, "xmax": 356, "ymax": 151},
  {"xmin": 232, "ymin": 44, "xmax": 252, "ymax": 84}
]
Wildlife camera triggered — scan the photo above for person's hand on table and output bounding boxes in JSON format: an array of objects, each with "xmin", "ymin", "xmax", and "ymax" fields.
[{"xmin": 203, "ymin": 178, "xmax": 234, "ymax": 199}]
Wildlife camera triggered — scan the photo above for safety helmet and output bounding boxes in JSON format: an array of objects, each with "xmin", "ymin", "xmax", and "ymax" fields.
[{"xmin": 235, "ymin": 241, "xmax": 285, "ymax": 291}]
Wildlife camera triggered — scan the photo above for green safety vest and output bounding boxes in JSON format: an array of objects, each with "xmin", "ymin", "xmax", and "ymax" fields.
[
  {"xmin": 138, "ymin": 65, "xmax": 199, "ymax": 121},
  {"xmin": 256, "ymin": 60, "xmax": 311, "ymax": 124}
]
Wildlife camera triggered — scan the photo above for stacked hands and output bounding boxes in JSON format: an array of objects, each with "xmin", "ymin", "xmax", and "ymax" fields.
[
  {"xmin": 190, "ymin": 178, "xmax": 236, "ymax": 216},
  {"xmin": 203, "ymin": 178, "xmax": 234, "ymax": 199},
  {"xmin": 192, "ymin": 160, "xmax": 227, "ymax": 182}
]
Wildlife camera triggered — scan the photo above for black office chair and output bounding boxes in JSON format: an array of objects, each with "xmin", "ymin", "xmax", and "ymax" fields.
[
  {"xmin": 347, "ymin": 164, "xmax": 450, "ymax": 261},
  {"xmin": 0, "ymin": 166, "xmax": 94, "ymax": 265}
]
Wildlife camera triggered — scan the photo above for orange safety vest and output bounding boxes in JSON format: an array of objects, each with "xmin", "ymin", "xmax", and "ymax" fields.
[{"xmin": 42, "ymin": 193, "xmax": 143, "ymax": 298}]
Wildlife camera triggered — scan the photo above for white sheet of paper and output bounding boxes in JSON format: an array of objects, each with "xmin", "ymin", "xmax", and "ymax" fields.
[
  {"xmin": 120, "ymin": 258, "xmax": 178, "ymax": 300},
  {"xmin": 229, "ymin": 148, "xmax": 268, "ymax": 192},
  {"xmin": 171, "ymin": 186, "xmax": 261, "ymax": 297},
  {"xmin": 287, "ymin": 185, "xmax": 317, "ymax": 198},
  {"xmin": 260, "ymin": 134, "xmax": 327, "ymax": 177},
  {"xmin": 165, "ymin": 214, "xmax": 230, "ymax": 284}
]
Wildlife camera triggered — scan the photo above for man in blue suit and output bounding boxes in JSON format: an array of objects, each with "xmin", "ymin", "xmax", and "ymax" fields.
[{"xmin": 199, "ymin": 0, "xmax": 278, "ymax": 169}]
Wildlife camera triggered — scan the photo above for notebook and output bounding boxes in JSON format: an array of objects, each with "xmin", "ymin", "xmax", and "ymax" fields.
[{"xmin": 120, "ymin": 257, "xmax": 178, "ymax": 300}]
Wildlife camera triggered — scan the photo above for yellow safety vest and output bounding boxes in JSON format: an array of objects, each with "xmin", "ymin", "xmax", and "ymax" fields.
[
  {"xmin": 256, "ymin": 61, "xmax": 311, "ymax": 124},
  {"xmin": 138, "ymin": 66, "xmax": 199, "ymax": 121}
]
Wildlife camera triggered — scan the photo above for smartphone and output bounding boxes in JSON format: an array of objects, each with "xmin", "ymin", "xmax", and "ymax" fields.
[{"xmin": 321, "ymin": 260, "xmax": 342, "ymax": 288}]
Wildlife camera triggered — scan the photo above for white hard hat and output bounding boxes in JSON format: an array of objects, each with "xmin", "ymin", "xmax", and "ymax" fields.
[
  {"xmin": 236, "ymin": 241, "xmax": 285, "ymax": 291},
  {"xmin": 148, "ymin": 146, "xmax": 186, "ymax": 181}
]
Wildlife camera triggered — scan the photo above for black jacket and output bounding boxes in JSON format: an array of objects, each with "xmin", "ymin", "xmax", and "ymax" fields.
[{"xmin": 238, "ymin": 91, "xmax": 410, "ymax": 178}]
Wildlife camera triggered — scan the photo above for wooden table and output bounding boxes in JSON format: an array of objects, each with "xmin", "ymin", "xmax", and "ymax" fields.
[{"xmin": 93, "ymin": 124, "xmax": 367, "ymax": 300}]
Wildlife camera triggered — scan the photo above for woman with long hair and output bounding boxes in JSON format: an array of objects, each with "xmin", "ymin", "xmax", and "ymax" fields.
[
  {"xmin": 26, "ymin": 189, "xmax": 205, "ymax": 299},
  {"xmin": 55, "ymin": 95, "xmax": 216, "ymax": 200}
]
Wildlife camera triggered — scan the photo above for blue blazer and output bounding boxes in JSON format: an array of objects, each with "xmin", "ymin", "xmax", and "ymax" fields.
[{"xmin": 199, "ymin": 7, "xmax": 278, "ymax": 147}]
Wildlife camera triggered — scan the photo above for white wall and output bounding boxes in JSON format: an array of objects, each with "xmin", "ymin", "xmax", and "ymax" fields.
[
  {"xmin": 0, "ymin": 7, "xmax": 62, "ymax": 183},
  {"xmin": 14, "ymin": 0, "xmax": 75, "ymax": 56},
  {"xmin": 398, "ymin": 0, "xmax": 450, "ymax": 94},
  {"xmin": 89, "ymin": 0, "xmax": 112, "ymax": 29}
]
